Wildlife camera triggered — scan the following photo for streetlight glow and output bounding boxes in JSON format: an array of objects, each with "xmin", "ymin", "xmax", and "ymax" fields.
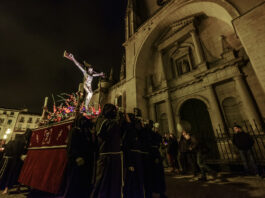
[{"xmin": 6, "ymin": 129, "xmax": 11, "ymax": 134}]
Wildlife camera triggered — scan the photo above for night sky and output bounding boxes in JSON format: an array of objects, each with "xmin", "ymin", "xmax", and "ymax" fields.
[{"xmin": 0, "ymin": 0, "xmax": 127, "ymax": 113}]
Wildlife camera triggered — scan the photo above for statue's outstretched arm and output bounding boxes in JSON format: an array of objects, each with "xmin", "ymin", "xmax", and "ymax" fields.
[
  {"xmin": 64, "ymin": 51, "xmax": 86, "ymax": 75},
  {"xmin": 93, "ymin": 72, "xmax": 104, "ymax": 77}
]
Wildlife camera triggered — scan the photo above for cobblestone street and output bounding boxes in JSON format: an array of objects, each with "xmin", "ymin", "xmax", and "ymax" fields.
[{"xmin": 0, "ymin": 172, "xmax": 264, "ymax": 198}]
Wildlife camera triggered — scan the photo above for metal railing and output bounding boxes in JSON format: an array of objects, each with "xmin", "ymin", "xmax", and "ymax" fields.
[{"xmin": 210, "ymin": 120, "xmax": 265, "ymax": 165}]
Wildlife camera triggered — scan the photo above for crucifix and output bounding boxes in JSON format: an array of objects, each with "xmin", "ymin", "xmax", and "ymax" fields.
[{"xmin": 64, "ymin": 51, "xmax": 105, "ymax": 110}]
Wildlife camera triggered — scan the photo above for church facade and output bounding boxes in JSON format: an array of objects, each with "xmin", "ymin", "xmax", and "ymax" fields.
[{"xmin": 91, "ymin": 0, "xmax": 265, "ymax": 142}]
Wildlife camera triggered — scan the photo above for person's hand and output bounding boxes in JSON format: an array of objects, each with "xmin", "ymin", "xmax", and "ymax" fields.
[
  {"xmin": 64, "ymin": 51, "xmax": 74, "ymax": 60},
  {"xmin": 76, "ymin": 157, "xmax": 85, "ymax": 166}
]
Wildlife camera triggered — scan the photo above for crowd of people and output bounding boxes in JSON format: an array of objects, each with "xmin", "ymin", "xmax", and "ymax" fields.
[
  {"xmin": 161, "ymin": 125, "xmax": 260, "ymax": 181},
  {"xmin": 0, "ymin": 103, "xmax": 167, "ymax": 198},
  {"xmin": 0, "ymin": 103, "xmax": 261, "ymax": 197},
  {"xmin": 65, "ymin": 103, "xmax": 167, "ymax": 198},
  {"xmin": 161, "ymin": 131, "xmax": 217, "ymax": 181}
]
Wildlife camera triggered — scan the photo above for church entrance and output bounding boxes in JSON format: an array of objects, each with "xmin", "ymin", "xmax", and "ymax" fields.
[{"xmin": 179, "ymin": 99, "xmax": 219, "ymax": 159}]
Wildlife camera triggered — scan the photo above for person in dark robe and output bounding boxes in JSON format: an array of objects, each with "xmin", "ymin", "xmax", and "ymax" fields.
[
  {"xmin": 138, "ymin": 120, "xmax": 152, "ymax": 198},
  {"xmin": 90, "ymin": 103, "xmax": 122, "ymax": 198},
  {"xmin": 183, "ymin": 131, "xmax": 199, "ymax": 177},
  {"xmin": 167, "ymin": 133, "xmax": 179, "ymax": 174},
  {"xmin": 0, "ymin": 129, "xmax": 32, "ymax": 194},
  {"xmin": 64, "ymin": 114, "xmax": 96, "ymax": 198},
  {"xmin": 122, "ymin": 113, "xmax": 145, "ymax": 198},
  {"xmin": 178, "ymin": 132, "xmax": 188, "ymax": 174},
  {"xmin": 148, "ymin": 122, "xmax": 167, "ymax": 198}
]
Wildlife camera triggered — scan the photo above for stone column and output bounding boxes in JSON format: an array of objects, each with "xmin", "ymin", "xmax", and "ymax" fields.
[
  {"xmin": 165, "ymin": 93, "xmax": 175, "ymax": 133},
  {"xmin": 157, "ymin": 51, "xmax": 166, "ymax": 81},
  {"xmin": 190, "ymin": 30, "xmax": 204, "ymax": 64},
  {"xmin": 129, "ymin": 10, "xmax": 134, "ymax": 36},
  {"xmin": 175, "ymin": 114, "xmax": 181, "ymax": 138},
  {"xmin": 234, "ymin": 75, "xmax": 261, "ymax": 128},
  {"xmin": 207, "ymin": 86, "xmax": 230, "ymax": 160},
  {"xmin": 125, "ymin": 15, "xmax": 129, "ymax": 40},
  {"xmin": 149, "ymin": 102, "xmax": 156, "ymax": 122},
  {"xmin": 207, "ymin": 85, "xmax": 225, "ymax": 133}
]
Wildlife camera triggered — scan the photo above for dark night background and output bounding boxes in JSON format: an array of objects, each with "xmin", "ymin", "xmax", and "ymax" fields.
[{"xmin": 0, "ymin": 0, "xmax": 127, "ymax": 113}]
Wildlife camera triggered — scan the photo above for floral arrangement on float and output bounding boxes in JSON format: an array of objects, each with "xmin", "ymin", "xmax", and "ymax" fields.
[{"xmin": 39, "ymin": 92, "xmax": 101, "ymax": 126}]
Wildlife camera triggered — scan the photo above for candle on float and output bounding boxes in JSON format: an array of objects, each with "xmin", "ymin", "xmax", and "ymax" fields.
[{"xmin": 44, "ymin": 97, "xmax": 48, "ymax": 107}]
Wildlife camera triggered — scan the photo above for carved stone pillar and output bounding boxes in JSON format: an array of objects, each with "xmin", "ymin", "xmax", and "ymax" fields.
[
  {"xmin": 165, "ymin": 93, "xmax": 175, "ymax": 133},
  {"xmin": 157, "ymin": 51, "xmax": 166, "ymax": 81},
  {"xmin": 190, "ymin": 30, "xmax": 204, "ymax": 64},
  {"xmin": 125, "ymin": 15, "xmax": 129, "ymax": 40},
  {"xmin": 234, "ymin": 75, "xmax": 261, "ymax": 128},
  {"xmin": 207, "ymin": 85, "xmax": 225, "ymax": 133},
  {"xmin": 149, "ymin": 102, "xmax": 156, "ymax": 122},
  {"xmin": 129, "ymin": 10, "xmax": 134, "ymax": 36}
]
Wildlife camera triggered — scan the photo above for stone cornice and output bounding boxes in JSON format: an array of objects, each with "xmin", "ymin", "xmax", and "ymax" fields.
[
  {"xmin": 194, "ymin": 57, "xmax": 243, "ymax": 78},
  {"xmin": 145, "ymin": 87, "xmax": 169, "ymax": 98},
  {"xmin": 146, "ymin": 57, "xmax": 243, "ymax": 97}
]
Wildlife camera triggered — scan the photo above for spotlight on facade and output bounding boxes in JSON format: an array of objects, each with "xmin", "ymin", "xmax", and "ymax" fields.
[{"xmin": 3, "ymin": 135, "xmax": 7, "ymax": 140}]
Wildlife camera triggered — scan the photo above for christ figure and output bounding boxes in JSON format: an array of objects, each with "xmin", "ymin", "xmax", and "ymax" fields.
[{"xmin": 64, "ymin": 51, "xmax": 104, "ymax": 110}]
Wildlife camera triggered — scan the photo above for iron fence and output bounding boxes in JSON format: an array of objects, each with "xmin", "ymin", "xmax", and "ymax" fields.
[{"xmin": 208, "ymin": 120, "xmax": 265, "ymax": 166}]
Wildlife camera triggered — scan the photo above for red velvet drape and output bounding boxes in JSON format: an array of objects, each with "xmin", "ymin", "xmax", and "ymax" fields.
[
  {"xmin": 18, "ymin": 149, "xmax": 67, "ymax": 194},
  {"xmin": 18, "ymin": 121, "xmax": 73, "ymax": 194}
]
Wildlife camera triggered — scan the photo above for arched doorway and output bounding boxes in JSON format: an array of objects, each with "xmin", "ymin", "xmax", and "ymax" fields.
[{"xmin": 180, "ymin": 99, "xmax": 219, "ymax": 159}]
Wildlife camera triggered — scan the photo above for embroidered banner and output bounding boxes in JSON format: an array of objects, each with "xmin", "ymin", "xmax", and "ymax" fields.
[{"xmin": 29, "ymin": 121, "xmax": 72, "ymax": 149}]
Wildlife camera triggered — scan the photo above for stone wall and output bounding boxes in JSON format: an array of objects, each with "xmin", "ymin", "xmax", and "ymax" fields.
[
  {"xmin": 233, "ymin": 2, "xmax": 265, "ymax": 92},
  {"xmin": 242, "ymin": 62, "xmax": 265, "ymax": 120}
]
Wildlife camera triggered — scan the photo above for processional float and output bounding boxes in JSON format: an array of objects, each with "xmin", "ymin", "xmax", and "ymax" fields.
[{"xmin": 18, "ymin": 51, "xmax": 104, "ymax": 194}]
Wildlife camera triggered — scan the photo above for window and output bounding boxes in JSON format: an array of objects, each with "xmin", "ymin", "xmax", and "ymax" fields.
[
  {"xmin": 7, "ymin": 120, "xmax": 12, "ymax": 125},
  {"xmin": 3, "ymin": 111, "xmax": 6, "ymax": 115},
  {"xmin": 19, "ymin": 117, "xmax": 25, "ymax": 122},
  {"xmin": 35, "ymin": 118, "xmax": 40, "ymax": 123},
  {"xmin": 27, "ymin": 117, "xmax": 32, "ymax": 123},
  {"xmin": 0, "ymin": 119, "xmax": 4, "ymax": 124},
  {"xmin": 175, "ymin": 55, "xmax": 191, "ymax": 76},
  {"xmin": 17, "ymin": 124, "xmax": 22, "ymax": 130},
  {"xmin": 10, "ymin": 112, "xmax": 14, "ymax": 116}
]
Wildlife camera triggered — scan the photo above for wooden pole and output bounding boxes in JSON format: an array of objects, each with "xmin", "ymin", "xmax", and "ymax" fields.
[{"xmin": 41, "ymin": 97, "xmax": 48, "ymax": 121}]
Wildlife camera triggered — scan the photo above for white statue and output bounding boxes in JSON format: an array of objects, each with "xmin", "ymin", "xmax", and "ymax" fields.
[{"xmin": 64, "ymin": 51, "xmax": 104, "ymax": 110}]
